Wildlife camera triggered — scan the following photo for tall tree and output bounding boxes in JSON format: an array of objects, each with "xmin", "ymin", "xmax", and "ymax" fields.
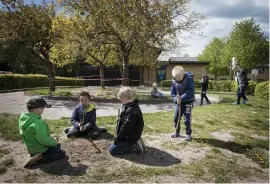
[
  {"xmin": 0, "ymin": 0, "xmax": 59, "ymax": 91},
  {"xmin": 222, "ymin": 18, "xmax": 269, "ymax": 70},
  {"xmin": 130, "ymin": 43, "xmax": 162, "ymax": 85},
  {"xmin": 51, "ymin": 15, "xmax": 117, "ymax": 89},
  {"xmin": 61, "ymin": 0, "xmax": 203, "ymax": 86},
  {"xmin": 198, "ymin": 37, "xmax": 227, "ymax": 80}
]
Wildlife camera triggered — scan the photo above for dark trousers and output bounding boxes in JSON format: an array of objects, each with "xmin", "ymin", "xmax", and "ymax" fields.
[
  {"xmin": 237, "ymin": 87, "xmax": 248, "ymax": 104},
  {"xmin": 31, "ymin": 143, "xmax": 66, "ymax": 164},
  {"xmin": 174, "ymin": 102, "xmax": 192, "ymax": 135},
  {"xmin": 200, "ymin": 91, "xmax": 211, "ymax": 105},
  {"xmin": 67, "ymin": 124, "xmax": 100, "ymax": 138},
  {"xmin": 108, "ymin": 141, "xmax": 134, "ymax": 155}
]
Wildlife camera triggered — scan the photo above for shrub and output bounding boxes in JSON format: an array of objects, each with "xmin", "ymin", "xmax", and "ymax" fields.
[
  {"xmin": 160, "ymin": 80, "xmax": 171, "ymax": 87},
  {"xmin": 255, "ymin": 81, "xmax": 269, "ymax": 99},
  {"xmin": 0, "ymin": 74, "xmax": 84, "ymax": 90}
]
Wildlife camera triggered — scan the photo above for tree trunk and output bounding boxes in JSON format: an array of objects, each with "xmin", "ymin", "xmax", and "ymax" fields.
[
  {"xmin": 122, "ymin": 53, "xmax": 129, "ymax": 86},
  {"xmin": 139, "ymin": 67, "xmax": 144, "ymax": 86},
  {"xmin": 214, "ymin": 75, "xmax": 217, "ymax": 81},
  {"xmin": 46, "ymin": 61, "xmax": 56, "ymax": 92},
  {"xmin": 100, "ymin": 64, "xmax": 105, "ymax": 89}
]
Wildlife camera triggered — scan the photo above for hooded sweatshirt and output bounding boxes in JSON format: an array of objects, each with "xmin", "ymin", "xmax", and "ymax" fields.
[{"xmin": 19, "ymin": 112, "xmax": 57, "ymax": 155}]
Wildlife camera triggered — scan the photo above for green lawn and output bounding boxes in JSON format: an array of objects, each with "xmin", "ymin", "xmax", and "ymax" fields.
[{"xmin": 0, "ymin": 94, "xmax": 268, "ymax": 182}]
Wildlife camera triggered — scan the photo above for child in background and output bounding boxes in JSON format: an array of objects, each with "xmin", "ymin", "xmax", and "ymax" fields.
[
  {"xmin": 19, "ymin": 97, "xmax": 66, "ymax": 168},
  {"xmin": 65, "ymin": 91, "xmax": 107, "ymax": 139},
  {"xmin": 151, "ymin": 83, "xmax": 164, "ymax": 99}
]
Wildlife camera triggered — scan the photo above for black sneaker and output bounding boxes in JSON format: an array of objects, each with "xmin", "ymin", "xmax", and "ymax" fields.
[
  {"xmin": 64, "ymin": 128, "xmax": 70, "ymax": 134},
  {"xmin": 88, "ymin": 131, "xmax": 100, "ymax": 140},
  {"xmin": 24, "ymin": 153, "xmax": 43, "ymax": 168},
  {"xmin": 99, "ymin": 127, "xmax": 107, "ymax": 133},
  {"xmin": 171, "ymin": 134, "xmax": 180, "ymax": 138}
]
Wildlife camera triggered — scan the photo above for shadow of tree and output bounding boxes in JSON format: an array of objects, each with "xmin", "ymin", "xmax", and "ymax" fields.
[
  {"xmin": 114, "ymin": 146, "xmax": 181, "ymax": 167},
  {"xmin": 193, "ymin": 138, "xmax": 251, "ymax": 154}
]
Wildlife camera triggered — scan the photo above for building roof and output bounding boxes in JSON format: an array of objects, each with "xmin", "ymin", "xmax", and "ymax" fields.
[{"xmin": 168, "ymin": 57, "xmax": 209, "ymax": 64}]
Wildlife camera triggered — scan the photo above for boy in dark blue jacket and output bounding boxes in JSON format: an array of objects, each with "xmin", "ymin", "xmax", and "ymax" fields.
[
  {"xmin": 65, "ymin": 91, "xmax": 107, "ymax": 139},
  {"xmin": 171, "ymin": 66, "xmax": 195, "ymax": 141}
]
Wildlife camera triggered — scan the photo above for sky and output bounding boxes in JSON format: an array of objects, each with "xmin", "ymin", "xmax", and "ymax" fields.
[
  {"xmin": 176, "ymin": 0, "xmax": 269, "ymax": 58},
  {"xmin": 24, "ymin": 0, "xmax": 269, "ymax": 59}
]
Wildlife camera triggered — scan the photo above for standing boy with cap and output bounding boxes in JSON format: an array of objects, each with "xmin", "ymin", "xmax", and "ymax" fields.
[{"xmin": 19, "ymin": 97, "xmax": 66, "ymax": 168}]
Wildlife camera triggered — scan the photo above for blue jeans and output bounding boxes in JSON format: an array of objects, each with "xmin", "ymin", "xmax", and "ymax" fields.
[
  {"xmin": 174, "ymin": 103, "xmax": 192, "ymax": 135},
  {"xmin": 108, "ymin": 141, "xmax": 134, "ymax": 155},
  {"xmin": 32, "ymin": 143, "xmax": 66, "ymax": 164}
]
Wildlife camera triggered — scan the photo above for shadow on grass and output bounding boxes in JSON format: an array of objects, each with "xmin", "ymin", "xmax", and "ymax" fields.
[
  {"xmin": 193, "ymin": 138, "xmax": 251, "ymax": 154},
  {"xmin": 29, "ymin": 156, "xmax": 88, "ymax": 176},
  {"xmin": 115, "ymin": 146, "xmax": 181, "ymax": 167}
]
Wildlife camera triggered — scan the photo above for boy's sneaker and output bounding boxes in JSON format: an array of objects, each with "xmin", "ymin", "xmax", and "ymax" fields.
[
  {"xmin": 243, "ymin": 99, "xmax": 248, "ymax": 104},
  {"xmin": 64, "ymin": 128, "xmax": 69, "ymax": 134},
  {"xmin": 232, "ymin": 102, "xmax": 240, "ymax": 105},
  {"xmin": 171, "ymin": 133, "xmax": 180, "ymax": 138},
  {"xmin": 24, "ymin": 153, "xmax": 43, "ymax": 168},
  {"xmin": 185, "ymin": 135, "xmax": 192, "ymax": 142},
  {"xmin": 99, "ymin": 127, "xmax": 107, "ymax": 133},
  {"xmin": 134, "ymin": 138, "xmax": 147, "ymax": 155}
]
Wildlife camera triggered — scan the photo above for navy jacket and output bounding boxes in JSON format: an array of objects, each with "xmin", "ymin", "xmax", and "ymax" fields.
[
  {"xmin": 236, "ymin": 70, "xmax": 248, "ymax": 88},
  {"xmin": 171, "ymin": 73, "xmax": 195, "ymax": 104},
  {"xmin": 71, "ymin": 104, "xmax": 96, "ymax": 129}
]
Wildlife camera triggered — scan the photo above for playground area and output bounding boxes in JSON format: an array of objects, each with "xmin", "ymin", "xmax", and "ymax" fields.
[{"xmin": 0, "ymin": 88, "xmax": 268, "ymax": 183}]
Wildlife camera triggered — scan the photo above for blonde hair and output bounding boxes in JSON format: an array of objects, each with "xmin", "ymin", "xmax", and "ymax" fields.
[
  {"xmin": 172, "ymin": 66, "xmax": 185, "ymax": 81},
  {"xmin": 152, "ymin": 83, "xmax": 157, "ymax": 88},
  {"xmin": 117, "ymin": 86, "xmax": 134, "ymax": 100}
]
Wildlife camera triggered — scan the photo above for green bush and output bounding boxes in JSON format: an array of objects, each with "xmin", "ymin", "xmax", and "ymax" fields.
[
  {"xmin": 247, "ymin": 81, "xmax": 257, "ymax": 95},
  {"xmin": 160, "ymin": 80, "xmax": 172, "ymax": 87},
  {"xmin": 0, "ymin": 74, "xmax": 85, "ymax": 90},
  {"xmin": 255, "ymin": 81, "xmax": 269, "ymax": 99}
]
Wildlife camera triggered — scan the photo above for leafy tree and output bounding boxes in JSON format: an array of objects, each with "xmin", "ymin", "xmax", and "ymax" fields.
[
  {"xmin": 0, "ymin": 0, "xmax": 59, "ymax": 91},
  {"xmin": 60, "ymin": 0, "xmax": 204, "ymax": 85},
  {"xmin": 198, "ymin": 37, "xmax": 228, "ymax": 80},
  {"xmin": 222, "ymin": 18, "xmax": 269, "ymax": 70}
]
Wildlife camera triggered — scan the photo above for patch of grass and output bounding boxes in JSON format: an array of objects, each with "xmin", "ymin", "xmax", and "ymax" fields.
[
  {"xmin": 211, "ymin": 147, "xmax": 222, "ymax": 153},
  {"xmin": 185, "ymin": 151, "xmax": 268, "ymax": 183},
  {"xmin": 246, "ymin": 148, "xmax": 269, "ymax": 168},
  {"xmin": 1, "ymin": 158, "xmax": 15, "ymax": 167},
  {"xmin": 0, "ymin": 148, "xmax": 10, "ymax": 157},
  {"xmin": 25, "ymin": 88, "xmax": 77, "ymax": 97},
  {"xmin": 0, "ymin": 113, "xmax": 21, "ymax": 141},
  {"xmin": 161, "ymin": 141, "xmax": 189, "ymax": 150}
]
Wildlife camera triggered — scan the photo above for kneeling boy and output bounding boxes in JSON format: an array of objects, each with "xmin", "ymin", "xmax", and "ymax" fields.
[
  {"xmin": 109, "ymin": 87, "xmax": 145, "ymax": 155},
  {"xmin": 19, "ymin": 97, "xmax": 66, "ymax": 168}
]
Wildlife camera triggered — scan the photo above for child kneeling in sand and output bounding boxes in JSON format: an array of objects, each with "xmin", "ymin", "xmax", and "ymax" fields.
[
  {"xmin": 109, "ymin": 87, "xmax": 146, "ymax": 155},
  {"xmin": 19, "ymin": 97, "xmax": 66, "ymax": 168}
]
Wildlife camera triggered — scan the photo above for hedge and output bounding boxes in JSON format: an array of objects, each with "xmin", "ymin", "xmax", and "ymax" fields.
[
  {"xmin": 255, "ymin": 81, "xmax": 269, "ymax": 99},
  {"xmin": 0, "ymin": 74, "xmax": 85, "ymax": 90},
  {"xmin": 160, "ymin": 79, "xmax": 260, "ymax": 95}
]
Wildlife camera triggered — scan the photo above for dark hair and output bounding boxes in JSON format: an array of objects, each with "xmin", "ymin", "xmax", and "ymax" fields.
[{"xmin": 78, "ymin": 91, "xmax": 91, "ymax": 100}]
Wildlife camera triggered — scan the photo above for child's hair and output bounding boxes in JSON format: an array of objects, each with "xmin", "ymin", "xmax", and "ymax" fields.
[
  {"xmin": 172, "ymin": 66, "xmax": 185, "ymax": 81},
  {"xmin": 152, "ymin": 83, "xmax": 157, "ymax": 88},
  {"xmin": 79, "ymin": 91, "xmax": 91, "ymax": 100},
  {"xmin": 117, "ymin": 86, "xmax": 134, "ymax": 100}
]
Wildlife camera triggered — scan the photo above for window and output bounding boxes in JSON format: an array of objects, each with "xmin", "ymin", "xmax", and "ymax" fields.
[{"xmin": 257, "ymin": 67, "xmax": 264, "ymax": 74}]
